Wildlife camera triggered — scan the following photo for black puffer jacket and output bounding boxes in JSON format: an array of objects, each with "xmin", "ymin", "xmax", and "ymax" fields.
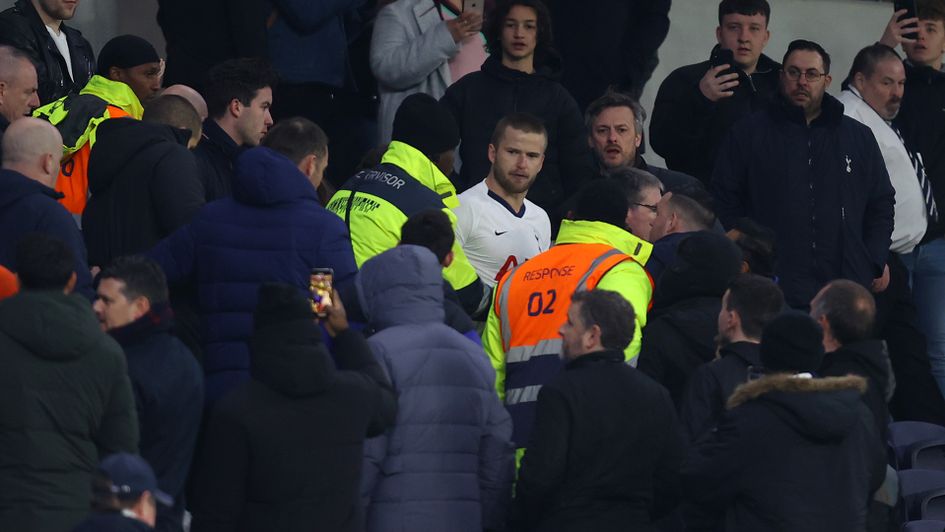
[
  {"xmin": 441, "ymin": 55, "xmax": 594, "ymax": 217},
  {"xmin": 190, "ymin": 288, "xmax": 397, "ymax": 532},
  {"xmin": 650, "ymin": 47, "xmax": 780, "ymax": 184},
  {"xmin": 712, "ymin": 93, "xmax": 895, "ymax": 309},
  {"xmin": 0, "ymin": 0, "xmax": 94, "ymax": 104},
  {"xmin": 820, "ymin": 340, "xmax": 892, "ymax": 442},
  {"xmin": 83, "ymin": 118, "xmax": 204, "ymax": 268},
  {"xmin": 682, "ymin": 374, "xmax": 886, "ymax": 532}
]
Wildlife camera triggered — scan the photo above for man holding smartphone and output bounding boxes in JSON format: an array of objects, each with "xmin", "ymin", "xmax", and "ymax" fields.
[
  {"xmin": 650, "ymin": 0, "xmax": 779, "ymax": 185},
  {"xmin": 880, "ymin": 0, "xmax": 945, "ymax": 402}
]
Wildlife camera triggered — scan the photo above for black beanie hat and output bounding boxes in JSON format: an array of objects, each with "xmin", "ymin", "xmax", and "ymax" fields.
[
  {"xmin": 391, "ymin": 93, "xmax": 460, "ymax": 157},
  {"xmin": 655, "ymin": 231, "xmax": 743, "ymax": 308},
  {"xmin": 97, "ymin": 35, "xmax": 160, "ymax": 76},
  {"xmin": 253, "ymin": 283, "xmax": 313, "ymax": 330},
  {"xmin": 760, "ymin": 311, "xmax": 825, "ymax": 373}
]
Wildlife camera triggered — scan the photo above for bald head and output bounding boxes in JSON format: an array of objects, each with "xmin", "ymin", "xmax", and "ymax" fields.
[
  {"xmin": 2, "ymin": 117, "xmax": 63, "ymax": 187},
  {"xmin": 161, "ymin": 84, "xmax": 208, "ymax": 121},
  {"xmin": 0, "ymin": 45, "xmax": 39, "ymax": 124},
  {"xmin": 810, "ymin": 279, "xmax": 876, "ymax": 350}
]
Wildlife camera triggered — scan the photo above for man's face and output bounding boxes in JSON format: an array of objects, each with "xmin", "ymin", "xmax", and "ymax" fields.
[
  {"xmin": 625, "ymin": 186, "xmax": 661, "ymax": 241},
  {"xmin": 559, "ymin": 301, "xmax": 590, "ymax": 360},
  {"xmin": 488, "ymin": 127, "xmax": 545, "ymax": 194},
  {"xmin": 114, "ymin": 61, "xmax": 163, "ymax": 104},
  {"xmin": 93, "ymin": 278, "xmax": 146, "ymax": 331},
  {"xmin": 0, "ymin": 58, "xmax": 39, "ymax": 124},
  {"xmin": 501, "ymin": 5, "xmax": 538, "ymax": 62},
  {"xmin": 235, "ymin": 87, "xmax": 273, "ymax": 147},
  {"xmin": 717, "ymin": 290, "xmax": 736, "ymax": 345},
  {"xmin": 589, "ymin": 105, "xmax": 640, "ymax": 170},
  {"xmin": 36, "ymin": 0, "xmax": 78, "ymax": 20},
  {"xmin": 780, "ymin": 50, "xmax": 831, "ymax": 117},
  {"xmin": 648, "ymin": 192, "xmax": 675, "ymax": 243},
  {"xmin": 854, "ymin": 57, "xmax": 906, "ymax": 121},
  {"xmin": 904, "ymin": 18, "xmax": 945, "ymax": 69},
  {"xmin": 716, "ymin": 12, "xmax": 770, "ymax": 70}
]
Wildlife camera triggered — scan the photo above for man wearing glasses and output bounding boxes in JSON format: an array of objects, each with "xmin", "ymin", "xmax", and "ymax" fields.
[{"xmin": 712, "ymin": 39, "xmax": 896, "ymax": 310}]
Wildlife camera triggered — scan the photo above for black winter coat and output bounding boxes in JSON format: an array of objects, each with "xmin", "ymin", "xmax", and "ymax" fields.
[
  {"xmin": 0, "ymin": 0, "xmax": 94, "ymax": 104},
  {"xmin": 820, "ymin": 340, "xmax": 892, "ymax": 442},
  {"xmin": 712, "ymin": 94, "xmax": 896, "ymax": 309},
  {"xmin": 512, "ymin": 350, "xmax": 683, "ymax": 532},
  {"xmin": 73, "ymin": 512, "xmax": 153, "ymax": 532},
  {"xmin": 650, "ymin": 48, "xmax": 780, "ymax": 184},
  {"xmin": 441, "ymin": 56, "xmax": 594, "ymax": 216},
  {"xmin": 0, "ymin": 291, "xmax": 139, "ymax": 532},
  {"xmin": 895, "ymin": 61, "xmax": 945, "ymax": 242},
  {"xmin": 194, "ymin": 118, "xmax": 243, "ymax": 202},
  {"xmin": 546, "ymin": 0, "xmax": 670, "ymax": 107},
  {"xmin": 156, "ymin": 0, "xmax": 268, "ymax": 91},
  {"xmin": 681, "ymin": 341, "xmax": 760, "ymax": 442},
  {"xmin": 0, "ymin": 168, "xmax": 93, "ymax": 299},
  {"xmin": 83, "ymin": 118, "xmax": 205, "ymax": 268},
  {"xmin": 110, "ymin": 305, "xmax": 203, "ymax": 532},
  {"xmin": 682, "ymin": 374, "xmax": 886, "ymax": 532},
  {"xmin": 190, "ymin": 321, "xmax": 396, "ymax": 532}
]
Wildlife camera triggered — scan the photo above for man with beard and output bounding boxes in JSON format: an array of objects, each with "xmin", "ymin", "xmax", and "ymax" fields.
[
  {"xmin": 712, "ymin": 40, "xmax": 895, "ymax": 310},
  {"xmin": 454, "ymin": 113, "xmax": 552, "ymax": 289},
  {"xmin": 0, "ymin": 0, "xmax": 95, "ymax": 104}
]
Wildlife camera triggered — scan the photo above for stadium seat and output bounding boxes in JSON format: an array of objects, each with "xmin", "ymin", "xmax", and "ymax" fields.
[
  {"xmin": 900, "ymin": 470, "xmax": 945, "ymax": 521},
  {"xmin": 902, "ymin": 519, "xmax": 945, "ymax": 532},
  {"xmin": 890, "ymin": 422, "xmax": 945, "ymax": 469}
]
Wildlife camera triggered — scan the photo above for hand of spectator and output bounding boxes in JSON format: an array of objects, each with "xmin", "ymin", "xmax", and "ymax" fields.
[
  {"xmin": 880, "ymin": 9, "xmax": 919, "ymax": 47},
  {"xmin": 446, "ymin": 12, "xmax": 483, "ymax": 43},
  {"xmin": 871, "ymin": 264, "xmax": 891, "ymax": 293},
  {"xmin": 699, "ymin": 65, "xmax": 739, "ymax": 102},
  {"xmin": 322, "ymin": 290, "xmax": 349, "ymax": 337}
]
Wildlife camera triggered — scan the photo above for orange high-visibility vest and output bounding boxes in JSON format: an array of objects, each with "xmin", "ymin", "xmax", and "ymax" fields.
[
  {"xmin": 493, "ymin": 243, "xmax": 637, "ymax": 447},
  {"xmin": 55, "ymin": 105, "xmax": 131, "ymax": 215}
]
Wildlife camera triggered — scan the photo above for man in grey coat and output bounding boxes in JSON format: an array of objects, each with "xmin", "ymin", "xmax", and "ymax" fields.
[
  {"xmin": 359, "ymin": 244, "xmax": 514, "ymax": 531},
  {"xmin": 371, "ymin": 0, "xmax": 483, "ymax": 143}
]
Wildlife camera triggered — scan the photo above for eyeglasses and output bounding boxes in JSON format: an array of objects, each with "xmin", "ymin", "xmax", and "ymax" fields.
[
  {"xmin": 633, "ymin": 202, "xmax": 658, "ymax": 213},
  {"xmin": 783, "ymin": 67, "xmax": 826, "ymax": 82}
]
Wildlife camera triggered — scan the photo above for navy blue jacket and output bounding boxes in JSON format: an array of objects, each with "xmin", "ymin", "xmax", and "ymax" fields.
[
  {"xmin": 712, "ymin": 94, "xmax": 895, "ymax": 308},
  {"xmin": 149, "ymin": 147, "xmax": 358, "ymax": 404},
  {"xmin": 0, "ymin": 169, "xmax": 93, "ymax": 298},
  {"xmin": 109, "ymin": 305, "xmax": 203, "ymax": 532},
  {"xmin": 359, "ymin": 246, "xmax": 514, "ymax": 532}
]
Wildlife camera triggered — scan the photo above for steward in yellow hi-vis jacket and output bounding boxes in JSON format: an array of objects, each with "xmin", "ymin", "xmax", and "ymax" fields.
[
  {"xmin": 483, "ymin": 179, "xmax": 654, "ymax": 451},
  {"xmin": 327, "ymin": 94, "xmax": 485, "ymax": 314}
]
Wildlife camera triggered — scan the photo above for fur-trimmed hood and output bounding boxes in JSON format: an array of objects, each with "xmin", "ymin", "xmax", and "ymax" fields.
[{"xmin": 727, "ymin": 374, "xmax": 868, "ymax": 442}]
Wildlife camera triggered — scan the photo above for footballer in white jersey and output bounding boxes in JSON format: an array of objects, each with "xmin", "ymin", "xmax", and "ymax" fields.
[{"xmin": 455, "ymin": 180, "xmax": 551, "ymax": 286}]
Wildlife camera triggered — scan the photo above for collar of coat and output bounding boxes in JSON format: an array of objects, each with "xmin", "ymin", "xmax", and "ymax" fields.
[
  {"xmin": 772, "ymin": 90, "xmax": 845, "ymax": 128},
  {"xmin": 726, "ymin": 373, "xmax": 867, "ymax": 409},
  {"xmin": 382, "ymin": 140, "xmax": 459, "ymax": 209},
  {"xmin": 556, "ymin": 219, "xmax": 653, "ymax": 266}
]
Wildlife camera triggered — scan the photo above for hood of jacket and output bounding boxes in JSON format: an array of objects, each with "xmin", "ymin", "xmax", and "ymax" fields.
[
  {"xmin": 79, "ymin": 75, "xmax": 145, "ymax": 119},
  {"xmin": 480, "ymin": 53, "xmax": 564, "ymax": 84},
  {"xmin": 0, "ymin": 168, "xmax": 61, "ymax": 208},
  {"xmin": 358, "ymin": 245, "xmax": 445, "ymax": 331},
  {"xmin": 0, "ymin": 291, "xmax": 108, "ymax": 361},
  {"xmin": 381, "ymin": 141, "xmax": 459, "ymax": 208},
  {"xmin": 721, "ymin": 341, "xmax": 762, "ymax": 367},
  {"xmin": 88, "ymin": 119, "xmax": 191, "ymax": 195},
  {"xmin": 728, "ymin": 373, "xmax": 868, "ymax": 442},
  {"xmin": 249, "ymin": 318, "xmax": 336, "ymax": 397},
  {"xmin": 232, "ymin": 146, "xmax": 319, "ymax": 207},
  {"xmin": 555, "ymin": 219, "xmax": 653, "ymax": 266}
]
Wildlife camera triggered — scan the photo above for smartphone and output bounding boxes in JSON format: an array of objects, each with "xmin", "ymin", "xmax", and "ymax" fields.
[
  {"xmin": 895, "ymin": 0, "xmax": 919, "ymax": 36},
  {"xmin": 464, "ymin": 0, "xmax": 484, "ymax": 15},
  {"xmin": 710, "ymin": 47, "xmax": 738, "ymax": 79},
  {"xmin": 309, "ymin": 268, "xmax": 333, "ymax": 318}
]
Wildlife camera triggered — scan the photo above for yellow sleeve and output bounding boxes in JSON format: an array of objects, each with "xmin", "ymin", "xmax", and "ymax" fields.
[
  {"xmin": 442, "ymin": 207, "xmax": 482, "ymax": 292},
  {"xmin": 482, "ymin": 288, "xmax": 507, "ymax": 401},
  {"xmin": 595, "ymin": 262, "xmax": 653, "ymax": 366}
]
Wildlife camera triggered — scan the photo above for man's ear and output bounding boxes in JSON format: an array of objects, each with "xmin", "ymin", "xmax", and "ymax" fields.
[
  {"xmin": 64, "ymin": 271, "xmax": 77, "ymax": 294},
  {"xmin": 443, "ymin": 250, "xmax": 454, "ymax": 268},
  {"xmin": 108, "ymin": 66, "xmax": 124, "ymax": 83},
  {"xmin": 132, "ymin": 296, "xmax": 151, "ymax": 321},
  {"xmin": 228, "ymin": 98, "xmax": 242, "ymax": 119}
]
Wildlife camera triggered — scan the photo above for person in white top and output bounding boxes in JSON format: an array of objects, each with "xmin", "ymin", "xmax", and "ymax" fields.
[
  {"xmin": 838, "ymin": 43, "xmax": 927, "ymax": 256},
  {"xmin": 454, "ymin": 112, "xmax": 552, "ymax": 288}
]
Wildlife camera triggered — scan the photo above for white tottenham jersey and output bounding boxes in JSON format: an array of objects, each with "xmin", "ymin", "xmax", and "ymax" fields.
[{"xmin": 454, "ymin": 179, "xmax": 552, "ymax": 287}]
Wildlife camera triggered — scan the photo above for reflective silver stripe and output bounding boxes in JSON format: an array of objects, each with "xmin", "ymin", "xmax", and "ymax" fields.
[
  {"xmin": 575, "ymin": 248, "xmax": 626, "ymax": 291},
  {"xmin": 506, "ymin": 384, "xmax": 543, "ymax": 406},
  {"xmin": 497, "ymin": 271, "xmax": 516, "ymax": 349},
  {"xmin": 507, "ymin": 338, "xmax": 562, "ymax": 364}
]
